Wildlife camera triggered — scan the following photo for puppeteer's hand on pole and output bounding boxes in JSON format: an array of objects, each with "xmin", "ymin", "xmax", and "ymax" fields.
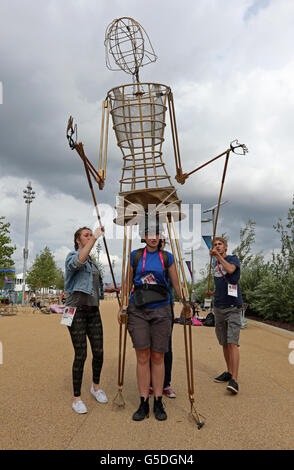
[
  {"xmin": 205, "ymin": 290, "xmax": 215, "ymax": 297},
  {"xmin": 93, "ymin": 226, "xmax": 105, "ymax": 240},
  {"xmin": 105, "ymin": 286, "xmax": 121, "ymax": 293},
  {"xmin": 117, "ymin": 307, "xmax": 123, "ymax": 324},
  {"xmin": 209, "ymin": 247, "xmax": 218, "ymax": 256},
  {"xmin": 181, "ymin": 301, "xmax": 192, "ymax": 319}
]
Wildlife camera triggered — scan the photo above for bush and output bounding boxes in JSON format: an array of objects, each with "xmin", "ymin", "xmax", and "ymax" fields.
[
  {"xmin": 238, "ymin": 255, "xmax": 270, "ymax": 313},
  {"xmin": 250, "ymin": 270, "xmax": 294, "ymax": 324}
]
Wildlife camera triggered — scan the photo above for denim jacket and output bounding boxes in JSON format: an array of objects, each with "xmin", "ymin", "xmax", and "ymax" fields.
[{"xmin": 64, "ymin": 250, "xmax": 97, "ymax": 296}]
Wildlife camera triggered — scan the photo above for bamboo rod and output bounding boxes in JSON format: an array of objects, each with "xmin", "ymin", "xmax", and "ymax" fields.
[
  {"xmin": 182, "ymin": 306, "xmax": 192, "ymax": 397},
  {"xmin": 103, "ymin": 100, "xmax": 110, "ymax": 177},
  {"xmin": 149, "ymin": 85, "xmax": 159, "ymax": 187},
  {"xmin": 116, "ymin": 225, "xmax": 132, "ymax": 396},
  {"xmin": 171, "ymin": 216, "xmax": 189, "ymax": 300},
  {"xmin": 120, "ymin": 225, "xmax": 127, "ymax": 307},
  {"xmin": 185, "ymin": 149, "xmax": 230, "ymax": 178},
  {"xmin": 77, "ymin": 142, "xmax": 121, "ymax": 307},
  {"xmin": 137, "ymin": 88, "xmax": 148, "ymax": 189},
  {"xmin": 125, "ymin": 225, "xmax": 133, "ymax": 306},
  {"xmin": 98, "ymin": 101, "xmax": 106, "ymax": 172},
  {"xmin": 168, "ymin": 92, "xmax": 181, "ymax": 172},
  {"xmin": 121, "ymin": 86, "xmax": 132, "ymax": 191},
  {"xmin": 165, "ymin": 216, "xmax": 184, "ymax": 300},
  {"xmin": 207, "ymin": 150, "xmax": 231, "ymax": 292},
  {"xmin": 166, "ymin": 216, "xmax": 199, "ymax": 421}
]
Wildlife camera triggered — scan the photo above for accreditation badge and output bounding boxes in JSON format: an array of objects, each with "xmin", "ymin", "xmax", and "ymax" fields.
[
  {"xmin": 228, "ymin": 283, "xmax": 238, "ymax": 297},
  {"xmin": 140, "ymin": 273, "xmax": 157, "ymax": 285},
  {"xmin": 60, "ymin": 306, "xmax": 77, "ymax": 326}
]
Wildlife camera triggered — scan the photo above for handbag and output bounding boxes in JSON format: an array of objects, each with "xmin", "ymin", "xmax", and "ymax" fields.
[{"xmin": 133, "ymin": 284, "xmax": 169, "ymax": 307}]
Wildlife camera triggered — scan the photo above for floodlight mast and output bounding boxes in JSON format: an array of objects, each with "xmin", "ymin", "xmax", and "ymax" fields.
[{"xmin": 22, "ymin": 181, "xmax": 35, "ymax": 306}]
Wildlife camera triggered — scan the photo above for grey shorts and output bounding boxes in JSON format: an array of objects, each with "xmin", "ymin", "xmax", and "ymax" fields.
[
  {"xmin": 214, "ymin": 306, "xmax": 242, "ymax": 346},
  {"xmin": 127, "ymin": 302, "xmax": 172, "ymax": 353}
]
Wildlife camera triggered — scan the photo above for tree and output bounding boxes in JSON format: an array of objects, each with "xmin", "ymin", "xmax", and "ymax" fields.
[
  {"xmin": 90, "ymin": 241, "xmax": 104, "ymax": 278},
  {"xmin": 26, "ymin": 247, "xmax": 59, "ymax": 291},
  {"xmin": 54, "ymin": 268, "xmax": 65, "ymax": 290},
  {"xmin": 250, "ymin": 269, "xmax": 294, "ymax": 324},
  {"xmin": 255, "ymin": 195, "xmax": 294, "ymax": 323},
  {"xmin": 232, "ymin": 219, "xmax": 256, "ymax": 268},
  {"xmin": 0, "ymin": 216, "xmax": 16, "ymax": 285},
  {"xmin": 233, "ymin": 204, "xmax": 294, "ymax": 324},
  {"xmin": 272, "ymin": 195, "xmax": 294, "ymax": 276},
  {"xmin": 232, "ymin": 219, "xmax": 271, "ymax": 311}
]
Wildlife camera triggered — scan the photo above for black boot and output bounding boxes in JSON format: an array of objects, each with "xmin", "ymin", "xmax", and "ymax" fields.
[
  {"xmin": 132, "ymin": 397, "xmax": 150, "ymax": 421},
  {"xmin": 153, "ymin": 396, "xmax": 167, "ymax": 421}
]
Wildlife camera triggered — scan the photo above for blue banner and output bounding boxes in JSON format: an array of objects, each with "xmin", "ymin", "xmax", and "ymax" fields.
[
  {"xmin": 185, "ymin": 260, "xmax": 192, "ymax": 279},
  {"xmin": 202, "ymin": 235, "xmax": 212, "ymax": 249}
]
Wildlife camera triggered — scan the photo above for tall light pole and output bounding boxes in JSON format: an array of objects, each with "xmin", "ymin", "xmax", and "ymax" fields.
[
  {"xmin": 22, "ymin": 182, "xmax": 35, "ymax": 306},
  {"xmin": 203, "ymin": 200, "xmax": 230, "ymax": 235}
]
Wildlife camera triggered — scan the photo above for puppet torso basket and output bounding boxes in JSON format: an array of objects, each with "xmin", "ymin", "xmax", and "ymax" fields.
[{"xmin": 107, "ymin": 82, "xmax": 184, "ymax": 225}]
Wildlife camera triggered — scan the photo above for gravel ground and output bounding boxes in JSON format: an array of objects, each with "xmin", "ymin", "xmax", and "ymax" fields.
[{"xmin": 0, "ymin": 300, "xmax": 293, "ymax": 450}]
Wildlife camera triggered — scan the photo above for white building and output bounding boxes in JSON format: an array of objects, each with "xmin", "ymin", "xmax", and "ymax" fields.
[
  {"xmin": 14, "ymin": 273, "xmax": 61, "ymax": 295},
  {"xmin": 14, "ymin": 273, "xmax": 29, "ymax": 292}
]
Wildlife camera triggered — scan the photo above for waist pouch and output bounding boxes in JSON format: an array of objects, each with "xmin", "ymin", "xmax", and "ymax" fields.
[{"xmin": 133, "ymin": 284, "xmax": 169, "ymax": 307}]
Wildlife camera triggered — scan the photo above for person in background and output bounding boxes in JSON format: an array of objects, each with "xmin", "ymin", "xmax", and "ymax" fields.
[
  {"xmin": 206, "ymin": 236, "xmax": 243, "ymax": 395},
  {"xmin": 65, "ymin": 226, "xmax": 108, "ymax": 414},
  {"xmin": 60, "ymin": 291, "xmax": 66, "ymax": 304},
  {"xmin": 30, "ymin": 293, "xmax": 36, "ymax": 308}
]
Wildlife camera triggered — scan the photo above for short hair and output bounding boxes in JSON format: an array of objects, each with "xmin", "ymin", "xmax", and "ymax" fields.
[
  {"xmin": 74, "ymin": 226, "xmax": 91, "ymax": 250},
  {"xmin": 212, "ymin": 236, "xmax": 228, "ymax": 248}
]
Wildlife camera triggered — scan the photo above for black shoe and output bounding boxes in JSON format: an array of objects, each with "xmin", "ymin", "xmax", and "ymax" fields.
[
  {"xmin": 153, "ymin": 396, "xmax": 167, "ymax": 421},
  {"xmin": 132, "ymin": 397, "xmax": 150, "ymax": 421},
  {"xmin": 214, "ymin": 371, "xmax": 232, "ymax": 383},
  {"xmin": 227, "ymin": 379, "xmax": 239, "ymax": 394}
]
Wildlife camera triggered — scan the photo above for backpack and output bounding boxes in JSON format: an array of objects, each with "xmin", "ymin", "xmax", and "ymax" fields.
[{"xmin": 203, "ymin": 312, "xmax": 215, "ymax": 327}]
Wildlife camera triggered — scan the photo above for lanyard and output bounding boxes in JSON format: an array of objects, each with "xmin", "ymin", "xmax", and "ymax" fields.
[
  {"xmin": 216, "ymin": 261, "xmax": 228, "ymax": 283},
  {"xmin": 141, "ymin": 247, "xmax": 165, "ymax": 274}
]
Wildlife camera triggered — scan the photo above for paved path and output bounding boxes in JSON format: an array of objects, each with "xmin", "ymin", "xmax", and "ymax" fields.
[{"xmin": 0, "ymin": 300, "xmax": 293, "ymax": 450}]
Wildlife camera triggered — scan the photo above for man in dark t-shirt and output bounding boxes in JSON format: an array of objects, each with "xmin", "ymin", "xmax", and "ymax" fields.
[{"xmin": 206, "ymin": 237, "xmax": 242, "ymax": 395}]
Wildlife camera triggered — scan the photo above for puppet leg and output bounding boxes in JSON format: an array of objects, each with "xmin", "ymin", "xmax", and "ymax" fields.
[
  {"xmin": 113, "ymin": 225, "xmax": 132, "ymax": 407},
  {"xmin": 166, "ymin": 216, "xmax": 205, "ymax": 429}
]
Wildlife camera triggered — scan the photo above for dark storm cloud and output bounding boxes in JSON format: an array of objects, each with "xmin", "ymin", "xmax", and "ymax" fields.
[{"xmin": 1, "ymin": 0, "xmax": 294, "ymax": 275}]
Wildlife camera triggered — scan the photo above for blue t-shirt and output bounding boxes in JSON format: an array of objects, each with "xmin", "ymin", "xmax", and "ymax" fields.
[
  {"xmin": 213, "ymin": 255, "xmax": 243, "ymax": 307},
  {"xmin": 130, "ymin": 248, "xmax": 174, "ymax": 308}
]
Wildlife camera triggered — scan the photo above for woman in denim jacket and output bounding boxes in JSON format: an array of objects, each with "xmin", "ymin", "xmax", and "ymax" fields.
[{"xmin": 65, "ymin": 226, "xmax": 108, "ymax": 414}]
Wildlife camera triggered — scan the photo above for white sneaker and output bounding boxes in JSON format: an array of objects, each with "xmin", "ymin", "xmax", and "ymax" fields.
[
  {"xmin": 90, "ymin": 385, "xmax": 108, "ymax": 403},
  {"xmin": 72, "ymin": 400, "xmax": 88, "ymax": 414}
]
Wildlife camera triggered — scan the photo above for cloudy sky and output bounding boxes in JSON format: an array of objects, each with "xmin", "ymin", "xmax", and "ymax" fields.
[{"xmin": 0, "ymin": 0, "xmax": 293, "ymax": 282}]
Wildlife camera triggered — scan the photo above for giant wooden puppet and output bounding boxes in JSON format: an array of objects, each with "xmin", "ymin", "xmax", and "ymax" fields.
[{"xmin": 66, "ymin": 17, "xmax": 247, "ymax": 429}]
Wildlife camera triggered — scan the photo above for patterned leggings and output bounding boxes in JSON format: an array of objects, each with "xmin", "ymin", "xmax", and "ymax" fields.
[{"xmin": 68, "ymin": 307, "xmax": 104, "ymax": 397}]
